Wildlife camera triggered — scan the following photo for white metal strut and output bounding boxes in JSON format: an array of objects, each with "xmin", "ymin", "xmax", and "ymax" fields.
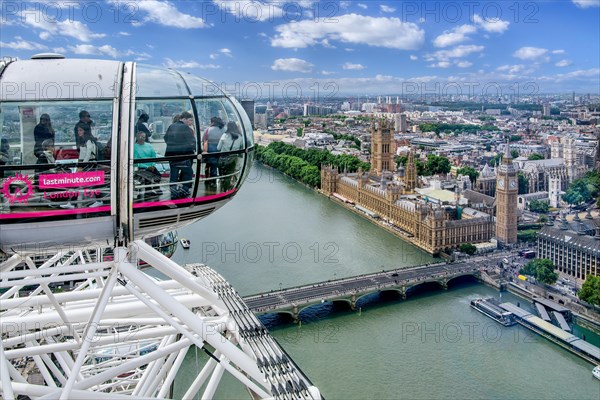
[{"xmin": 0, "ymin": 240, "xmax": 320, "ymax": 399}]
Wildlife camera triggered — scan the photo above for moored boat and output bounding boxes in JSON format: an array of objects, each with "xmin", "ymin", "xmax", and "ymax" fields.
[{"xmin": 180, "ymin": 238, "xmax": 191, "ymax": 249}]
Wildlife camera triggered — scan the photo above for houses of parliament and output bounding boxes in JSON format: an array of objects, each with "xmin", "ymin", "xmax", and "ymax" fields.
[{"xmin": 321, "ymin": 119, "xmax": 517, "ymax": 256}]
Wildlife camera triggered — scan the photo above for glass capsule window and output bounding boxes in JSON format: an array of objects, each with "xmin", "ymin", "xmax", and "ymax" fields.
[{"xmin": 0, "ymin": 100, "xmax": 113, "ymax": 218}]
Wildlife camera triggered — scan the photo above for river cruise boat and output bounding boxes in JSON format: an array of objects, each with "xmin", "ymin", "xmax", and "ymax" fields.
[
  {"xmin": 593, "ymin": 366, "xmax": 600, "ymax": 380},
  {"xmin": 470, "ymin": 298, "xmax": 516, "ymax": 326}
]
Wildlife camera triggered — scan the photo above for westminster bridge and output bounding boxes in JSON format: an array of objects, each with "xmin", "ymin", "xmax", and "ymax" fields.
[{"xmin": 243, "ymin": 253, "xmax": 512, "ymax": 322}]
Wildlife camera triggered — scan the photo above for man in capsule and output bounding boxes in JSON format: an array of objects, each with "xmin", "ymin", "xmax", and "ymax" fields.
[{"xmin": 164, "ymin": 111, "xmax": 196, "ymax": 199}]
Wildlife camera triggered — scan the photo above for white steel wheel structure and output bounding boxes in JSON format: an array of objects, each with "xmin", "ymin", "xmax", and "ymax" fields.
[{"xmin": 0, "ymin": 56, "xmax": 321, "ymax": 399}]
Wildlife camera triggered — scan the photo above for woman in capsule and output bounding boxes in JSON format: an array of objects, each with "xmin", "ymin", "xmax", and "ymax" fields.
[{"xmin": 76, "ymin": 122, "xmax": 98, "ymax": 164}]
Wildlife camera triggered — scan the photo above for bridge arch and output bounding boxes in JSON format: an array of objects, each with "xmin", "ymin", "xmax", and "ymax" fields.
[
  {"xmin": 447, "ymin": 274, "xmax": 479, "ymax": 288},
  {"xmin": 405, "ymin": 281, "xmax": 446, "ymax": 296},
  {"xmin": 354, "ymin": 288, "xmax": 404, "ymax": 309}
]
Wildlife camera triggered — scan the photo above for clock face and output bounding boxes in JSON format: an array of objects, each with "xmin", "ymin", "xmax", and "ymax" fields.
[
  {"xmin": 509, "ymin": 179, "xmax": 516, "ymax": 189},
  {"xmin": 498, "ymin": 179, "xmax": 505, "ymax": 189}
]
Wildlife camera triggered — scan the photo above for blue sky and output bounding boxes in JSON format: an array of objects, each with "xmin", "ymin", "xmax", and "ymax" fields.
[{"xmin": 1, "ymin": 1, "xmax": 599, "ymax": 97}]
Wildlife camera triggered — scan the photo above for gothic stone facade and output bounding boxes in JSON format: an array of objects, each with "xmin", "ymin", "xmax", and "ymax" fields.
[{"xmin": 321, "ymin": 166, "xmax": 494, "ymax": 255}]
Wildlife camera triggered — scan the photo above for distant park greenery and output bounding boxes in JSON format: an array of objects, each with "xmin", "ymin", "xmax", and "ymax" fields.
[
  {"xmin": 517, "ymin": 229, "xmax": 538, "ymax": 243},
  {"xmin": 562, "ymin": 171, "xmax": 600, "ymax": 207},
  {"xmin": 395, "ymin": 154, "xmax": 451, "ymax": 176},
  {"xmin": 528, "ymin": 199, "xmax": 549, "ymax": 213},
  {"xmin": 327, "ymin": 131, "xmax": 361, "ymax": 148},
  {"xmin": 578, "ymin": 276, "xmax": 600, "ymax": 306},
  {"xmin": 519, "ymin": 259, "xmax": 558, "ymax": 285},
  {"xmin": 509, "ymin": 135, "xmax": 522, "ymax": 142},
  {"xmin": 488, "ymin": 153, "xmax": 503, "ymax": 166},
  {"xmin": 528, "ymin": 153, "xmax": 545, "ymax": 160},
  {"xmin": 459, "ymin": 243, "xmax": 477, "ymax": 255},
  {"xmin": 418, "ymin": 123, "xmax": 499, "ymax": 135},
  {"xmin": 457, "ymin": 166, "xmax": 479, "ymax": 184},
  {"xmin": 255, "ymin": 142, "xmax": 370, "ymax": 188}
]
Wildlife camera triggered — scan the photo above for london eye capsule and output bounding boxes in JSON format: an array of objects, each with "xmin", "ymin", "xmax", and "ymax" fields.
[{"xmin": 0, "ymin": 55, "xmax": 254, "ymax": 253}]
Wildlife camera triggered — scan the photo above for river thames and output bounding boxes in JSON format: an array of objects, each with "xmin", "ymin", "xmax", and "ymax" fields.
[{"xmin": 172, "ymin": 163, "xmax": 600, "ymax": 399}]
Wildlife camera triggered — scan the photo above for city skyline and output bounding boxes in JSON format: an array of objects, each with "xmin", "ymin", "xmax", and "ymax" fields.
[{"xmin": 1, "ymin": 1, "xmax": 599, "ymax": 96}]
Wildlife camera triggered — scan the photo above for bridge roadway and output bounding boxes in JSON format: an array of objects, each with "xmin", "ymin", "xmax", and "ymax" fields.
[{"xmin": 243, "ymin": 252, "xmax": 511, "ymax": 318}]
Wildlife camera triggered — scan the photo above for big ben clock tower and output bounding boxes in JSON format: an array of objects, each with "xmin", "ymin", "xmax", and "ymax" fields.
[{"xmin": 495, "ymin": 140, "xmax": 518, "ymax": 245}]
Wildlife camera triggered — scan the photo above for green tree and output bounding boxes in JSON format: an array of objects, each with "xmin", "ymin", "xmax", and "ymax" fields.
[
  {"xmin": 296, "ymin": 128, "xmax": 303, "ymax": 137},
  {"xmin": 518, "ymin": 173, "xmax": 529, "ymax": 194},
  {"xmin": 538, "ymin": 214, "xmax": 548, "ymax": 223},
  {"xmin": 459, "ymin": 243, "xmax": 477, "ymax": 255},
  {"xmin": 511, "ymin": 149, "xmax": 520, "ymax": 159},
  {"xmin": 485, "ymin": 143, "xmax": 491, "ymax": 151},
  {"xmin": 457, "ymin": 166, "xmax": 479, "ymax": 184},
  {"xmin": 519, "ymin": 259, "xmax": 558, "ymax": 285},
  {"xmin": 529, "ymin": 199, "xmax": 549, "ymax": 213},
  {"xmin": 562, "ymin": 171, "xmax": 600, "ymax": 205},
  {"xmin": 509, "ymin": 135, "xmax": 522, "ymax": 142},
  {"xmin": 424, "ymin": 154, "xmax": 451, "ymax": 175},
  {"xmin": 528, "ymin": 153, "xmax": 544, "ymax": 160},
  {"xmin": 578, "ymin": 275, "xmax": 600, "ymax": 306},
  {"xmin": 488, "ymin": 154, "xmax": 503, "ymax": 166}
]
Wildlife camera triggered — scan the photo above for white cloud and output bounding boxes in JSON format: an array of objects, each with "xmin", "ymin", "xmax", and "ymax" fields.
[
  {"xmin": 107, "ymin": 0, "xmax": 206, "ymax": 28},
  {"xmin": 497, "ymin": 64, "xmax": 527, "ymax": 74},
  {"xmin": 513, "ymin": 46, "xmax": 548, "ymax": 60},
  {"xmin": 555, "ymin": 59, "xmax": 572, "ymax": 67},
  {"xmin": 210, "ymin": 48, "xmax": 233, "ymax": 60},
  {"xmin": 571, "ymin": 0, "xmax": 600, "ymax": 7},
  {"xmin": 426, "ymin": 45, "xmax": 485, "ymax": 62},
  {"xmin": 271, "ymin": 58, "xmax": 314, "ymax": 73},
  {"xmin": 163, "ymin": 58, "xmax": 220, "ymax": 69},
  {"xmin": 118, "ymin": 32, "xmax": 131, "ymax": 36},
  {"xmin": 456, "ymin": 61, "xmax": 473, "ymax": 68},
  {"xmin": 357, "ymin": 3, "xmax": 368, "ymax": 9},
  {"xmin": 271, "ymin": 14, "xmax": 424, "ymax": 50},
  {"xmin": 429, "ymin": 61, "xmax": 452, "ymax": 68},
  {"xmin": 68, "ymin": 44, "xmax": 118, "ymax": 58},
  {"xmin": 214, "ymin": 0, "xmax": 284, "ymax": 21},
  {"xmin": 433, "ymin": 24, "xmax": 476, "ymax": 48},
  {"xmin": 321, "ymin": 70, "xmax": 336, "ymax": 75},
  {"xmin": 0, "ymin": 37, "xmax": 47, "ymax": 51},
  {"xmin": 472, "ymin": 14, "xmax": 510, "ymax": 33},
  {"xmin": 410, "ymin": 55, "xmax": 418, "ymax": 60},
  {"xmin": 343, "ymin": 62, "xmax": 365, "ymax": 70},
  {"xmin": 380, "ymin": 5, "xmax": 396, "ymax": 13},
  {"xmin": 552, "ymin": 49, "xmax": 566, "ymax": 54},
  {"xmin": 20, "ymin": 10, "xmax": 105, "ymax": 42}
]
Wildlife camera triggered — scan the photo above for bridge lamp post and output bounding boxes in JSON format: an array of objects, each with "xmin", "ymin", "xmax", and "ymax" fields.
[{"xmin": 279, "ymin": 282, "xmax": 282, "ymax": 292}]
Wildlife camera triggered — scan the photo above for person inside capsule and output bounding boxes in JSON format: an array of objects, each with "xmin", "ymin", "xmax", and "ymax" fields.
[
  {"xmin": 33, "ymin": 114, "xmax": 55, "ymax": 159},
  {"xmin": 217, "ymin": 121, "xmax": 244, "ymax": 190},
  {"xmin": 74, "ymin": 110, "xmax": 93, "ymax": 136},
  {"xmin": 203, "ymin": 116, "xmax": 224, "ymax": 189},
  {"xmin": 164, "ymin": 111, "xmax": 196, "ymax": 200},
  {"xmin": 134, "ymin": 130, "xmax": 161, "ymax": 200}
]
